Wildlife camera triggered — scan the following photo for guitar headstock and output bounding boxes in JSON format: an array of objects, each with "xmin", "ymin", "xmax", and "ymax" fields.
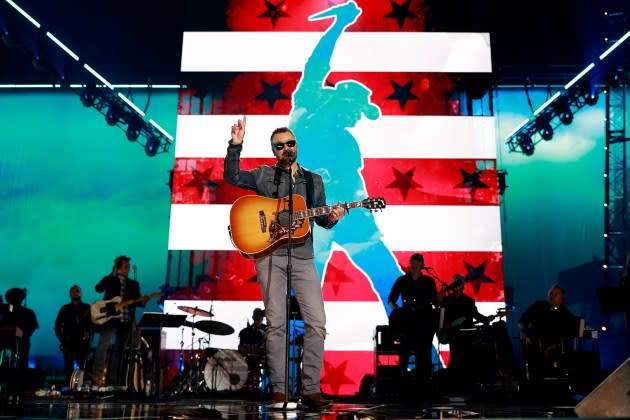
[
  {"xmin": 362, "ymin": 197, "xmax": 386, "ymax": 211},
  {"xmin": 495, "ymin": 307, "xmax": 513, "ymax": 318}
]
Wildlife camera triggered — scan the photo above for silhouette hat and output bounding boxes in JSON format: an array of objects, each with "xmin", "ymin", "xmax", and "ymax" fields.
[{"xmin": 338, "ymin": 81, "xmax": 380, "ymax": 120}]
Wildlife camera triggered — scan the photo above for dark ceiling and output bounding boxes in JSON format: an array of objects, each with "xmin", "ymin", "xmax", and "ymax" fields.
[{"xmin": 0, "ymin": 0, "xmax": 628, "ymax": 87}]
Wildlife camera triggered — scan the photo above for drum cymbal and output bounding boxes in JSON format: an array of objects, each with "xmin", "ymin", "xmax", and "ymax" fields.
[
  {"xmin": 194, "ymin": 320, "xmax": 235, "ymax": 336},
  {"xmin": 178, "ymin": 305, "xmax": 213, "ymax": 317}
]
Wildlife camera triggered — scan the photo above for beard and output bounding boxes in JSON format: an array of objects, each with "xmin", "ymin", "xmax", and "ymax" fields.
[{"xmin": 277, "ymin": 149, "xmax": 297, "ymax": 167}]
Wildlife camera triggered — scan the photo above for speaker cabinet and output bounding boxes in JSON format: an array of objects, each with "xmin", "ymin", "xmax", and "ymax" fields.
[{"xmin": 575, "ymin": 357, "xmax": 630, "ymax": 418}]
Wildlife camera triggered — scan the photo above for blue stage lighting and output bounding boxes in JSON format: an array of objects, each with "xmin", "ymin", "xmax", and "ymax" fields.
[
  {"xmin": 517, "ymin": 133, "xmax": 535, "ymax": 155},
  {"xmin": 126, "ymin": 118, "xmax": 142, "ymax": 142},
  {"xmin": 144, "ymin": 135, "xmax": 160, "ymax": 157},
  {"xmin": 105, "ymin": 103, "xmax": 120, "ymax": 126}
]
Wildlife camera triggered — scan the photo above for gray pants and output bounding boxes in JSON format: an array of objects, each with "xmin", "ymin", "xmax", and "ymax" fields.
[{"xmin": 256, "ymin": 254, "xmax": 326, "ymax": 395}]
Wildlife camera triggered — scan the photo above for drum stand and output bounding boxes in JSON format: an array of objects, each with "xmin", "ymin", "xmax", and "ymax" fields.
[{"xmin": 173, "ymin": 315, "xmax": 207, "ymax": 395}]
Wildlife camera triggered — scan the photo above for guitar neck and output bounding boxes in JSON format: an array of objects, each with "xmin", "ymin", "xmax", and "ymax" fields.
[
  {"xmin": 115, "ymin": 292, "xmax": 161, "ymax": 310},
  {"xmin": 294, "ymin": 201, "xmax": 363, "ymax": 220}
]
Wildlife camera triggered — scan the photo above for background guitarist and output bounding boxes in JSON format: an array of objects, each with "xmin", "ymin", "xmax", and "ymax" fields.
[
  {"xmin": 387, "ymin": 253, "xmax": 440, "ymax": 402},
  {"xmin": 224, "ymin": 116, "xmax": 345, "ymax": 410},
  {"xmin": 91, "ymin": 255, "xmax": 144, "ymax": 388}
]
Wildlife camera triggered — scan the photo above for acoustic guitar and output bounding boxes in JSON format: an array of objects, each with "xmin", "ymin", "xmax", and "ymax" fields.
[
  {"xmin": 91, "ymin": 292, "xmax": 164, "ymax": 325},
  {"xmin": 228, "ymin": 194, "xmax": 386, "ymax": 259}
]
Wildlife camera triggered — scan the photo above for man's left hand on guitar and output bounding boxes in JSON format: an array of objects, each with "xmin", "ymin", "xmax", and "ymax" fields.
[{"xmin": 328, "ymin": 204, "xmax": 345, "ymax": 223}]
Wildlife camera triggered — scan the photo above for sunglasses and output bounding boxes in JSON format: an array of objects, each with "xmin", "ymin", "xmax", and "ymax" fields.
[{"xmin": 272, "ymin": 140, "xmax": 296, "ymax": 150}]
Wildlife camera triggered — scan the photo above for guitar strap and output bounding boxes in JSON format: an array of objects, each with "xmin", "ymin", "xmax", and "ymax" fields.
[
  {"xmin": 303, "ymin": 169, "xmax": 314, "ymax": 209},
  {"xmin": 272, "ymin": 166, "xmax": 282, "ymax": 199}
]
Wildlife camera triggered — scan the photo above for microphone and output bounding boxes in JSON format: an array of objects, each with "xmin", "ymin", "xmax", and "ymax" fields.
[{"xmin": 420, "ymin": 266, "xmax": 433, "ymax": 271}]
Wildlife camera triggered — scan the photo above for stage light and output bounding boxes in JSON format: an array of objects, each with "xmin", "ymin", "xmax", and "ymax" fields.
[
  {"xmin": 105, "ymin": 103, "xmax": 120, "ymax": 126},
  {"xmin": 126, "ymin": 118, "xmax": 142, "ymax": 142},
  {"xmin": 144, "ymin": 135, "xmax": 160, "ymax": 157},
  {"xmin": 80, "ymin": 85, "xmax": 96, "ymax": 107},
  {"xmin": 558, "ymin": 98, "xmax": 573, "ymax": 125},
  {"xmin": 537, "ymin": 118, "xmax": 554, "ymax": 141},
  {"xmin": 517, "ymin": 133, "xmax": 535, "ymax": 155},
  {"xmin": 584, "ymin": 91, "xmax": 599, "ymax": 106}
]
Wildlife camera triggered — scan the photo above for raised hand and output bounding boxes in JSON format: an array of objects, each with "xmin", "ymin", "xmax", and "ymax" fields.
[{"xmin": 231, "ymin": 116, "xmax": 246, "ymax": 144}]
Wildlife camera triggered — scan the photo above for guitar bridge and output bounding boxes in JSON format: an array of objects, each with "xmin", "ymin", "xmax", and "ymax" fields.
[
  {"xmin": 259, "ymin": 210, "xmax": 267, "ymax": 233},
  {"xmin": 268, "ymin": 219, "xmax": 304, "ymax": 243}
]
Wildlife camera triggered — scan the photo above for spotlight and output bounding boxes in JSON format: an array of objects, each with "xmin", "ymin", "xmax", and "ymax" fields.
[
  {"xmin": 145, "ymin": 135, "xmax": 160, "ymax": 157},
  {"xmin": 126, "ymin": 118, "xmax": 142, "ymax": 142},
  {"xmin": 537, "ymin": 118, "xmax": 554, "ymax": 141},
  {"xmin": 31, "ymin": 55, "xmax": 47, "ymax": 72},
  {"xmin": 558, "ymin": 98, "xmax": 573, "ymax": 125},
  {"xmin": 517, "ymin": 133, "xmax": 535, "ymax": 155},
  {"xmin": 80, "ymin": 85, "xmax": 96, "ymax": 107},
  {"xmin": 105, "ymin": 103, "xmax": 120, "ymax": 126},
  {"xmin": 584, "ymin": 91, "xmax": 599, "ymax": 106}
]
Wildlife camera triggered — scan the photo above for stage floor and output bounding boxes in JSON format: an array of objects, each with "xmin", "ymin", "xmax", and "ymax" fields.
[{"xmin": 0, "ymin": 392, "xmax": 593, "ymax": 419}]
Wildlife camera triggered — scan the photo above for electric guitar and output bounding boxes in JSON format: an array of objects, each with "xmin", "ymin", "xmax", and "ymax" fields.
[
  {"xmin": 228, "ymin": 194, "xmax": 386, "ymax": 259},
  {"xmin": 91, "ymin": 292, "xmax": 164, "ymax": 325}
]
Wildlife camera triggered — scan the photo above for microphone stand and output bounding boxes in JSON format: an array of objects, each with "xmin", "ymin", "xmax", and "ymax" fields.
[{"xmin": 283, "ymin": 156, "xmax": 294, "ymax": 408}]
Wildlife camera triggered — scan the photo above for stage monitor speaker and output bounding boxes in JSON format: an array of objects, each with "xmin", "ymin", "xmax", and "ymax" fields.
[{"xmin": 575, "ymin": 356, "xmax": 630, "ymax": 418}]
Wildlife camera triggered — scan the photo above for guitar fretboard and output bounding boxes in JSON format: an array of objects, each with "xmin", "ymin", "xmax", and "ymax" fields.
[{"xmin": 294, "ymin": 201, "xmax": 364, "ymax": 220}]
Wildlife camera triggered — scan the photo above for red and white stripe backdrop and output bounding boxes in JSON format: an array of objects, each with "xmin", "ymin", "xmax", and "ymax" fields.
[{"xmin": 165, "ymin": 0, "xmax": 502, "ymax": 396}]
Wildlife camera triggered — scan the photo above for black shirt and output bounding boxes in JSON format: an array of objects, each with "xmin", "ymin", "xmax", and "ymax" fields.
[{"xmin": 55, "ymin": 302, "xmax": 92, "ymax": 344}]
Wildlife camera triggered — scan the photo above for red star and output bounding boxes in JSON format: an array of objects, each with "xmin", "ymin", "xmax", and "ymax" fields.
[
  {"xmin": 386, "ymin": 166, "xmax": 422, "ymax": 199},
  {"xmin": 184, "ymin": 167, "xmax": 218, "ymax": 200},
  {"xmin": 324, "ymin": 260, "xmax": 357, "ymax": 296},
  {"xmin": 321, "ymin": 359, "xmax": 354, "ymax": 395}
]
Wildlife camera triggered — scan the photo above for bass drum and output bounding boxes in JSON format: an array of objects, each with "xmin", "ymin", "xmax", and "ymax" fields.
[
  {"xmin": 203, "ymin": 349, "xmax": 248, "ymax": 392},
  {"xmin": 70, "ymin": 368, "xmax": 85, "ymax": 391}
]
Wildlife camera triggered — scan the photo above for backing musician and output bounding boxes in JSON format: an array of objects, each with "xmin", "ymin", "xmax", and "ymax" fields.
[
  {"xmin": 439, "ymin": 275, "xmax": 518, "ymax": 385},
  {"xmin": 54, "ymin": 285, "xmax": 92, "ymax": 387},
  {"xmin": 238, "ymin": 308, "xmax": 267, "ymax": 391},
  {"xmin": 91, "ymin": 255, "xmax": 144, "ymax": 388},
  {"xmin": 387, "ymin": 253, "xmax": 439, "ymax": 400}
]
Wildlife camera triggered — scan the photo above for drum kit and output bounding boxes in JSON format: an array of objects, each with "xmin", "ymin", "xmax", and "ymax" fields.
[
  {"xmin": 67, "ymin": 306, "xmax": 254, "ymax": 395},
  {"xmin": 145, "ymin": 306, "xmax": 258, "ymax": 396}
]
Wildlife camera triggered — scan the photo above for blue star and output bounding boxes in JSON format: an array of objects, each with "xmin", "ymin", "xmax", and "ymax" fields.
[
  {"xmin": 456, "ymin": 168, "xmax": 489, "ymax": 189},
  {"xmin": 463, "ymin": 260, "xmax": 494, "ymax": 294},
  {"xmin": 258, "ymin": 0, "xmax": 290, "ymax": 28},
  {"xmin": 385, "ymin": 80, "xmax": 419, "ymax": 110},
  {"xmin": 255, "ymin": 80, "xmax": 289, "ymax": 110},
  {"xmin": 384, "ymin": 0, "xmax": 417, "ymax": 29}
]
